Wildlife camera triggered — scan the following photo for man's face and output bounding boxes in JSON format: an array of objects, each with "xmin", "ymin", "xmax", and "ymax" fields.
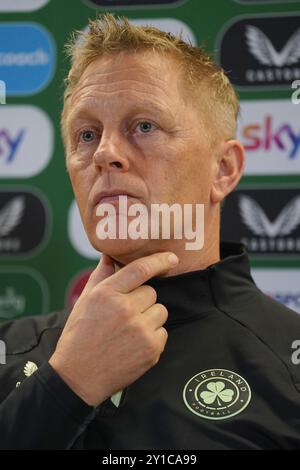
[{"xmin": 66, "ymin": 51, "xmax": 216, "ymax": 262}]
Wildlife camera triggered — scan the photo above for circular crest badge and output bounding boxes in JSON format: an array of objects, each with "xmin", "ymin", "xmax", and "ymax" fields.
[{"xmin": 183, "ymin": 369, "xmax": 251, "ymax": 421}]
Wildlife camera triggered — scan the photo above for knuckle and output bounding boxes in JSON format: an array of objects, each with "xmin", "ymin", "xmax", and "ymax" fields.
[
  {"xmin": 95, "ymin": 285, "xmax": 111, "ymax": 301},
  {"xmin": 147, "ymin": 356, "xmax": 159, "ymax": 368},
  {"xmin": 156, "ymin": 303, "xmax": 168, "ymax": 320},
  {"xmin": 94, "ymin": 285, "xmax": 118, "ymax": 310},
  {"xmin": 88, "ymin": 287, "xmax": 101, "ymax": 304},
  {"xmin": 161, "ymin": 327, "xmax": 168, "ymax": 343},
  {"xmin": 135, "ymin": 261, "xmax": 151, "ymax": 279},
  {"xmin": 140, "ymin": 330, "xmax": 157, "ymax": 354},
  {"xmin": 130, "ymin": 319, "xmax": 145, "ymax": 337},
  {"xmin": 147, "ymin": 352, "xmax": 160, "ymax": 368},
  {"xmin": 146, "ymin": 286, "xmax": 157, "ymax": 304},
  {"xmin": 93, "ymin": 286, "xmax": 133, "ymax": 319},
  {"xmin": 116, "ymin": 298, "xmax": 132, "ymax": 319},
  {"xmin": 89, "ymin": 269, "xmax": 97, "ymax": 281},
  {"xmin": 149, "ymin": 344, "xmax": 164, "ymax": 366},
  {"xmin": 158, "ymin": 327, "xmax": 168, "ymax": 351}
]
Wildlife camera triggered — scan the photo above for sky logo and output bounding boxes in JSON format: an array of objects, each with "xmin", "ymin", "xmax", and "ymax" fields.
[
  {"xmin": 0, "ymin": 129, "xmax": 25, "ymax": 163},
  {"xmin": 238, "ymin": 100, "xmax": 300, "ymax": 175},
  {"xmin": 0, "ymin": 23, "xmax": 56, "ymax": 96},
  {"xmin": 0, "ymin": 106, "xmax": 53, "ymax": 178},
  {"xmin": 242, "ymin": 116, "xmax": 300, "ymax": 159}
]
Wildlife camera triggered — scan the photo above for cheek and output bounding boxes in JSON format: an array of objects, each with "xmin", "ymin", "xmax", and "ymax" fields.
[
  {"xmin": 68, "ymin": 163, "xmax": 91, "ymax": 204},
  {"xmin": 173, "ymin": 149, "xmax": 213, "ymax": 203}
]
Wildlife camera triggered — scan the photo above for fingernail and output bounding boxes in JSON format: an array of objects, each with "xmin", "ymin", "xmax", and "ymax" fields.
[{"xmin": 168, "ymin": 253, "xmax": 179, "ymax": 265}]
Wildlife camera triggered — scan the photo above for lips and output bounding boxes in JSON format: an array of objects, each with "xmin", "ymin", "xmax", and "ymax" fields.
[{"xmin": 93, "ymin": 190, "xmax": 138, "ymax": 206}]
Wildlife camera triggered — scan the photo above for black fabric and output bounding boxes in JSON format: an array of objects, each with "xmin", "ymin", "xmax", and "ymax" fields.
[{"xmin": 0, "ymin": 242, "xmax": 299, "ymax": 449}]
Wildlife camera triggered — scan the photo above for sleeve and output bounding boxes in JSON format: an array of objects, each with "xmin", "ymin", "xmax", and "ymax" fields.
[{"xmin": 0, "ymin": 362, "xmax": 98, "ymax": 450}]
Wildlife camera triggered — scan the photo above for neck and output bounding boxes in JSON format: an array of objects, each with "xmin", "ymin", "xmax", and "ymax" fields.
[
  {"xmin": 165, "ymin": 235, "xmax": 220, "ymax": 276},
  {"xmin": 112, "ymin": 209, "xmax": 221, "ymax": 276},
  {"xmin": 112, "ymin": 235, "xmax": 220, "ymax": 277}
]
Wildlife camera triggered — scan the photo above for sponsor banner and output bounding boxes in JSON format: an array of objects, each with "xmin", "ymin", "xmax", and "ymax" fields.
[
  {"xmin": 0, "ymin": 267, "xmax": 49, "ymax": 322},
  {"xmin": 217, "ymin": 14, "xmax": 300, "ymax": 90},
  {"xmin": 251, "ymin": 268, "xmax": 300, "ymax": 314},
  {"xmin": 84, "ymin": 0, "xmax": 187, "ymax": 8},
  {"xmin": 0, "ymin": 189, "xmax": 51, "ymax": 257},
  {"xmin": 221, "ymin": 188, "xmax": 300, "ymax": 256},
  {"xmin": 238, "ymin": 100, "xmax": 300, "ymax": 175},
  {"xmin": 0, "ymin": 0, "xmax": 50, "ymax": 12},
  {"xmin": 65, "ymin": 269, "xmax": 94, "ymax": 309},
  {"xmin": 0, "ymin": 105, "xmax": 53, "ymax": 178},
  {"xmin": 0, "ymin": 22, "xmax": 56, "ymax": 96},
  {"xmin": 68, "ymin": 200, "xmax": 99, "ymax": 259}
]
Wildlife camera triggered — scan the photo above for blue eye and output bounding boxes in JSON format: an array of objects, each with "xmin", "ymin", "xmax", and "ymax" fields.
[
  {"xmin": 138, "ymin": 122, "xmax": 153, "ymax": 133},
  {"xmin": 81, "ymin": 130, "xmax": 95, "ymax": 142}
]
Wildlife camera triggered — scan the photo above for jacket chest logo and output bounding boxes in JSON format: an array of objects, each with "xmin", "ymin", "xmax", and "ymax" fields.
[
  {"xmin": 16, "ymin": 361, "xmax": 38, "ymax": 388},
  {"xmin": 183, "ymin": 369, "xmax": 251, "ymax": 421}
]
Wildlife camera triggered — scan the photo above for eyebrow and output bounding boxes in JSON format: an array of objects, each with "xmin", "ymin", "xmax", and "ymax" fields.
[{"xmin": 67, "ymin": 100, "xmax": 175, "ymax": 129}]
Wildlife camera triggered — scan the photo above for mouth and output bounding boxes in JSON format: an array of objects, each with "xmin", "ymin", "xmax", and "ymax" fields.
[{"xmin": 93, "ymin": 190, "xmax": 138, "ymax": 206}]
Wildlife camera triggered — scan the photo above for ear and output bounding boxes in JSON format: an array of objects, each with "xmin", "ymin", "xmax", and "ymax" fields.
[{"xmin": 211, "ymin": 139, "xmax": 245, "ymax": 204}]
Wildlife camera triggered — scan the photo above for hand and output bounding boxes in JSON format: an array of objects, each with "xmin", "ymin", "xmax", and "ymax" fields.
[{"xmin": 49, "ymin": 251, "xmax": 179, "ymax": 406}]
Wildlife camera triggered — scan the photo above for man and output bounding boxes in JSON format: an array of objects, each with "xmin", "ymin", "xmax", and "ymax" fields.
[{"xmin": 0, "ymin": 14, "xmax": 299, "ymax": 450}]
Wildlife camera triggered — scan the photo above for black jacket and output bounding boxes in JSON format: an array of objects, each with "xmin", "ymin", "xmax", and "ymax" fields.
[{"xmin": 0, "ymin": 243, "xmax": 300, "ymax": 450}]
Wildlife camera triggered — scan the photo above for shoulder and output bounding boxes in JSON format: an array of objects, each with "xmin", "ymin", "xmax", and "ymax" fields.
[
  {"xmin": 0, "ymin": 311, "xmax": 68, "ymax": 401},
  {"xmin": 222, "ymin": 284, "xmax": 300, "ymax": 391},
  {"xmin": 0, "ymin": 310, "xmax": 68, "ymax": 355},
  {"xmin": 227, "ymin": 283, "xmax": 300, "ymax": 341}
]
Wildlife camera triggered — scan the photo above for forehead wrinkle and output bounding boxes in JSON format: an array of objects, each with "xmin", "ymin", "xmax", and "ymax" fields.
[
  {"xmin": 67, "ymin": 92, "xmax": 176, "ymax": 129},
  {"xmin": 72, "ymin": 75, "xmax": 172, "ymax": 105},
  {"xmin": 79, "ymin": 54, "xmax": 173, "ymax": 83},
  {"xmin": 72, "ymin": 57, "xmax": 178, "ymax": 103},
  {"xmin": 70, "ymin": 79, "xmax": 177, "ymax": 119},
  {"xmin": 72, "ymin": 85, "xmax": 173, "ymax": 103},
  {"xmin": 81, "ymin": 65, "xmax": 165, "ymax": 80},
  {"xmin": 67, "ymin": 55, "xmax": 185, "ymax": 129}
]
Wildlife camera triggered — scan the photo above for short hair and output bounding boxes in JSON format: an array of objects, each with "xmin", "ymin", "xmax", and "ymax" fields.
[{"xmin": 61, "ymin": 13, "xmax": 239, "ymax": 148}]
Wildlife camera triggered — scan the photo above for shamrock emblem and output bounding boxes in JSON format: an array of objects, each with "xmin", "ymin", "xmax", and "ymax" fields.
[{"xmin": 200, "ymin": 381, "xmax": 234, "ymax": 407}]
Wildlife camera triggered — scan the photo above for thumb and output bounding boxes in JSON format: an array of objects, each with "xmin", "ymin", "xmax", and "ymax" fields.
[{"xmin": 82, "ymin": 254, "xmax": 116, "ymax": 295}]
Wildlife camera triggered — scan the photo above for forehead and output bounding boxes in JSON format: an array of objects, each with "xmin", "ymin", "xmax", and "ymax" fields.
[{"xmin": 70, "ymin": 51, "xmax": 184, "ymax": 107}]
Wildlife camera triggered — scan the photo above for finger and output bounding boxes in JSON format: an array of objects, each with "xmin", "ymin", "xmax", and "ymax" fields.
[
  {"xmin": 82, "ymin": 254, "xmax": 116, "ymax": 295},
  {"xmin": 154, "ymin": 327, "xmax": 169, "ymax": 355},
  {"xmin": 127, "ymin": 285, "xmax": 157, "ymax": 312},
  {"xmin": 142, "ymin": 303, "xmax": 168, "ymax": 330},
  {"xmin": 102, "ymin": 252, "xmax": 179, "ymax": 294}
]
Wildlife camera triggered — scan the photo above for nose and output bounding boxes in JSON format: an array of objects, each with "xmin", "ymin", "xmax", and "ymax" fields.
[{"xmin": 93, "ymin": 131, "xmax": 130, "ymax": 173}]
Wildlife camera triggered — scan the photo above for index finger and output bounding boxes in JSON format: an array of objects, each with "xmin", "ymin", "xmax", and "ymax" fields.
[{"xmin": 101, "ymin": 252, "xmax": 179, "ymax": 293}]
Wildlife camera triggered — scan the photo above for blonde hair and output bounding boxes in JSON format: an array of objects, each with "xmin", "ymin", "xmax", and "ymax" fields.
[{"xmin": 61, "ymin": 13, "xmax": 239, "ymax": 147}]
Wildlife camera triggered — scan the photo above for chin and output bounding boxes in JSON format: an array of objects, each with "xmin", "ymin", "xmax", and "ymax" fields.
[{"xmin": 90, "ymin": 236, "xmax": 151, "ymax": 261}]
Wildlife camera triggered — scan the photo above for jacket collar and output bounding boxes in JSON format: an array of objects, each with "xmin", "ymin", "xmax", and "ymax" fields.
[{"xmin": 146, "ymin": 242, "xmax": 255, "ymax": 328}]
